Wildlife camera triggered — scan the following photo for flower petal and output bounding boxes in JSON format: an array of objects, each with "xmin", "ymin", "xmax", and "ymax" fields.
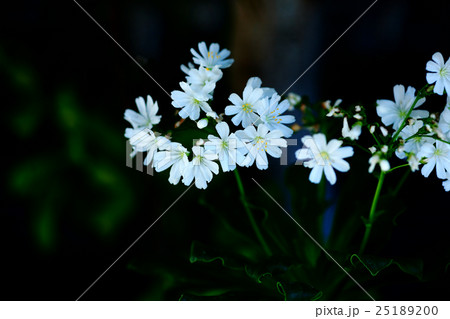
[
  {"xmin": 309, "ymin": 165, "xmax": 323, "ymax": 184},
  {"xmin": 324, "ymin": 165, "xmax": 337, "ymax": 185}
]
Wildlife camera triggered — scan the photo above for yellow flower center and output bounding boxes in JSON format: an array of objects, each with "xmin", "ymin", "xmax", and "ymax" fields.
[
  {"xmin": 207, "ymin": 51, "xmax": 220, "ymax": 59},
  {"xmin": 320, "ymin": 151, "xmax": 330, "ymax": 161},
  {"xmin": 242, "ymin": 103, "xmax": 253, "ymax": 113}
]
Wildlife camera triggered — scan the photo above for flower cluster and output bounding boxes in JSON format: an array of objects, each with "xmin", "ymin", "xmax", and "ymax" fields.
[
  {"xmin": 124, "ymin": 42, "xmax": 296, "ymax": 189},
  {"xmin": 294, "ymin": 52, "xmax": 450, "ymax": 191}
]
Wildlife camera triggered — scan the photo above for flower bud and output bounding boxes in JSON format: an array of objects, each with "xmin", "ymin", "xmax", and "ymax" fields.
[
  {"xmin": 197, "ymin": 118, "xmax": 208, "ymax": 129},
  {"xmin": 380, "ymin": 159, "xmax": 390, "ymax": 172},
  {"xmin": 195, "ymin": 138, "xmax": 205, "ymax": 146}
]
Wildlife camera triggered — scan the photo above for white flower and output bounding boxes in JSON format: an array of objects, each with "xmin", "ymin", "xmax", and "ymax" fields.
[
  {"xmin": 417, "ymin": 141, "xmax": 450, "ymax": 179},
  {"xmin": 191, "ymin": 42, "xmax": 234, "ymax": 69},
  {"xmin": 325, "ymin": 99, "xmax": 343, "ymax": 117},
  {"xmin": 246, "ymin": 77, "xmax": 276, "ymax": 99},
  {"xmin": 204, "ymin": 122, "xmax": 247, "ymax": 172},
  {"xmin": 236, "ymin": 124, "xmax": 287, "ymax": 170},
  {"xmin": 153, "ymin": 142, "xmax": 189, "ymax": 185},
  {"xmin": 171, "ymin": 82, "xmax": 214, "ymax": 120},
  {"xmin": 368, "ymin": 154, "xmax": 390, "ymax": 173},
  {"xmin": 225, "ymin": 81, "xmax": 264, "ymax": 128},
  {"xmin": 181, "ymin": 62, "xmax": 195, "ymax": 75},
  {"xmin": 295, "ymin": 133, "xmax": 354, "ymax": 185},
  {"xmin": 395, "ymin": 120, "xmax": 434, "ymax": 159},
  {"xmin": 341, "ymin": 117, "xmax": 362, "ymax": 140},
  {"xmin": 129, "ymin": 128, "xmax": 170, "ymax": 165},
  {"xmin": 443, "ymin": 171, "xmax": 450, "ymax": 191},
  {"xmin": 426, "ymin": 52, "xmax": 450, "ymax": 95},
  {"xmin": 182, "ymin": 146, "xmax": 219, "ymax": 189},
  {"xmin": 376, "ymin": 85, "xmax": 427, "ymax": 130},
  {"xmin": 124, "ymin": 95, "xmax": 161, "ymax": 134},
  {"xmin": 186, "ymin": 66, "xmax": 223, "ymax": 93},
  {"xmin": 256, "ymin": 93, "xmax": 296, "ymax": 137},
  {"xmin": 287, "ymin": 93, "xmax": 301, "ymax": 110},
  {"xmin": 438, "ymin": 98, "xmax": 450, "ymax": 140},
  {"xmin": 408, "ymin": 154, "xmax": 420, "ymax": 172}
]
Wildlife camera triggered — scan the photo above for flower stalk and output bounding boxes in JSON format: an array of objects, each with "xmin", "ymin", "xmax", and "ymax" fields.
[
  {"xmin": 359, "ymin": 171, "xmax": 386, "ymax": 254},
  {"xmin": 233, "ymin": 169, "xmax": 272, "ymax": 257}
]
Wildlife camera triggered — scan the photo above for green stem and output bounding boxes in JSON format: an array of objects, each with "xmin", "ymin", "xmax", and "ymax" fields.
[
  {"xmin": 234, "ymin": 169, "xmax": 272, "ymax": 257},
  {"xmin": 406, "ymin": 134, "xmax": 450, "ymax": 145},
  {"xmin": 388, "ymin": 163, "xmax": 410, "ymax": 173},
  {"xmin": 392, "ymin": 169, "xmax": 410, "ymax": 197},
  {"xmin": 370, "ymin": 132, "xmax": 382, "ymax": 146},
  {"xmin": 359, "ymin": 171, "xmax": 386, "ymax": 254},
  {"xmin": 391, "ymin": 85, "xmax": 429, "ymax": 143}
]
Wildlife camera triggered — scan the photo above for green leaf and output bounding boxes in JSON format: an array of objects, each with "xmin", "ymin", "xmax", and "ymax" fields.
[
  {"xmin": 244, "ymin": 265, "xmax": 272, "ymax": 284},
  {"xmin": 189, "ymin": 241, "xmax": 242, "ymax": 271},
  {"xmin": 393, "ymin": 259, "xmax": 423, "ymax": 280},
  {"xmin": 351, "ymin": 254, "xmax": 424, "ymax": 280},
  {"xmin": 277, "ymin": 281, "xmax": 323, "ymax": 301},
  {"xmin": 351, "ymin": 254, "xmax": 393, "ymax": 276}
]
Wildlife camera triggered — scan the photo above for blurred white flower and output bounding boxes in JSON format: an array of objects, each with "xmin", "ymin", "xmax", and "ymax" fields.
[
  {"xmin": 153, "ymin": 142, "xmax": 189, "ymax": 185},
  {"xmin": 191, "ymin": 42, "xmax": 234, "ymax": 69},
  {"xmin": 205, "ymin": 122, "xmax": 247, "ymax": 172},
  {"xmin": 376, "ymin": 85, "xmax": 427, "ymax": 130},
  {"xmin": 225, "ymin": 81, "xmax": 264, "ymax": 128},
  {"xmin": 129, "ymin": 128, "xmax": 170, "ymax": 166},
  {"xmin": 181, "ymin": 62, "xmax": 195, "ymax": 75},
  {"xmin": 341, "ymin": 117, "xmax": 362, "ymax": 140},
  {"xmin": 236, "ymin": 124, "xmax": 287, "ymax": 170},
  {"xmin": 182, "ymin": 146, "xmax": 219, "ymax": 189},
  {"xmin": 295, "ymin": 133, "xmax": 354, "ymax": 185},
  {"xmin": 171, "ymin": 81, "xmax": 214, "ymax": 120},
  {"xmin": 417, "ymin": 141, "xmax": 450, "ymax": 179},
  {"xmin": 256, "ymin": 93, "xmax": 296, "ymax": 137},
  {"xmin": 426, "ymin": 52, "xmax": 450, "ymax": 95},
  {"xmin": 124, "ymin": 95, "xmax": 161, "ymax": 133},
  {"xmin": 287, "ymin": 93, "xmax": 301, "ymax": 110},
  {"xmin": 325, "ymin": 99, "xmax": 343, "ymax": 117}
]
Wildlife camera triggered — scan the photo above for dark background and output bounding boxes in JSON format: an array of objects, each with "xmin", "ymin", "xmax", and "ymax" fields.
[{"xmin": 1, "ymin": 0, "xmax": 449, "ymax": 300}]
